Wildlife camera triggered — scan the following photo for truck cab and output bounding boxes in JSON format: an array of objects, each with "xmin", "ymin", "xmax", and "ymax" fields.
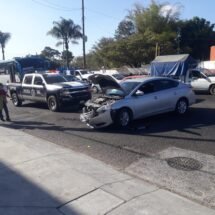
[{"xmin": 186, "ymin": 69, "xmax": 215, "ymax": 95}]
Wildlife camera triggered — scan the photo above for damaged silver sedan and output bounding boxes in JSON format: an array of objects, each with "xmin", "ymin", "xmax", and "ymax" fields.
[{"xmin": 80, "ymin": 75, "xmax": 196, "ymax": 129}]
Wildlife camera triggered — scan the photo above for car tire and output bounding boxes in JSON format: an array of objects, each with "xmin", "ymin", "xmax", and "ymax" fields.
[
  {"xmin": 92, "ymin": 86, "xmax": 99, "ymax": 94},
  {"xmin": 175, "ymin": 98, "xmax": 188, "ymax": 115},
  {"xmin": 116, "ymin": 108, "xmax": 132, "ymax": 128},
  {"xmin": 11, "ymin": 92, "xmax": 22, "ymax": 107},
  {"xmin": 209, "ymin": 84, "xmax": 215, "ymax": 95},
  {"xmin": 47, "ymin": 95, "xmax": 59, "ymax": 112}
]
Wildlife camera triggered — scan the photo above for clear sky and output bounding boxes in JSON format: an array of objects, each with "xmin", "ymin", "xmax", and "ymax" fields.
[{"xmin": 0, "ymin": 0, "xmax": 215, "ymax": 60}]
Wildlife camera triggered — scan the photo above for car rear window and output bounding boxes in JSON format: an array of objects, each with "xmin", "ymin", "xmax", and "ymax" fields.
[{"xmin": 155, "ymin": 79, "xmax": 179, "ymax": 91}]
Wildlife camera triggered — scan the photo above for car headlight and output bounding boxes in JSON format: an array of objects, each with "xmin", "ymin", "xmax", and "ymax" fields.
[
  {"xmin": 97, "ymin": 105, "xmax": 111, "ymax": 114},
  {"xmin": 60, "ymin": 89, "xmax": 70, "ymax": 96}
]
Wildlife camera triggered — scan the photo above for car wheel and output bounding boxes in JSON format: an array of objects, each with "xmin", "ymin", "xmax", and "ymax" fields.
[
  {"xmin": 209, "ymin": 85, "xmax": 215, "ymax": 95},
  {"xmin": 92, "ymin": 86, "xmax": 99, "ymax": 94},
  {"xmin": 11, "ymin": 93, "xmax": 22, "ymax": 107},
  {"xmin": 47, "ymin": 95, "xmax": 59, "ymax": 112},
  {"xmin": 116, "ymin": 108, "xmax": 132, "ymax": 128},
  {"xmin": 175, "ymin": 98, "xmax": 188, "ymax": 115}
]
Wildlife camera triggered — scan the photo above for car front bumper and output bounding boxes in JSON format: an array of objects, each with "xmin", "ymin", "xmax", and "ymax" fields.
[
  {"xmin": 80, "ymin": 109, "xmax": 113, "ymax": 129},
  {"xmin": 59, "ymin": 93, "xmax": 91, "ymax": 104}
]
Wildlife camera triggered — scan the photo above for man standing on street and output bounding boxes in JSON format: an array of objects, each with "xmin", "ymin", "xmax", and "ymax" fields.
[{"xmin": 0, "ymin": 83, "xmax": 11, "ymax": 121}]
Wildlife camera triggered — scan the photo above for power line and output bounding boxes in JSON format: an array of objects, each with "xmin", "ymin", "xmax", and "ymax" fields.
[
  {"xmin": 32, "ymin": 0, "xmax": 120, "ymax": 21},
  {"xmin": 32, "ymin": 0, "xmax": 81, "ymax": 12},
  {"xmin": 86, "ymin": 8, "xmax": 119, "ymax": 20}
]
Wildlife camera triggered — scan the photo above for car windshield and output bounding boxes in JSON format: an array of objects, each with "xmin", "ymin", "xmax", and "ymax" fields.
[
  {"xmin": 64, "ymin": 75, "xmax": 79, "ymax": 82},
  {"xmin": 112, "ymin": 73, "xmax": 124, "ymax": 80},
  {"xmin": 203, "ymin": 69, "xmax": 215, "ymax": 77},
  {"xmin": 43, "ymin": 75, "xmax": 67, "ymax": 84},
  {"xmin": 120, "ymin": 81, "xmax": 140, "ymax": 95},
  {"xmin": 106, "ymin": 81, "xmax": 140, "ymax": 96}
]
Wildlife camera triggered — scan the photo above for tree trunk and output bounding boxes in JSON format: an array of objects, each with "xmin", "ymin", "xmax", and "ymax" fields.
[{"xmin": 65, "ymin": 38, "xmax": 69, "ymax": 69}]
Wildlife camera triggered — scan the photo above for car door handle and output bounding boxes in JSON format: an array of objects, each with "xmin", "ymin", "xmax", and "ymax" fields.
[{"xmin": 154, "ymin": 96, "xmax": 158, "ymax": 100}]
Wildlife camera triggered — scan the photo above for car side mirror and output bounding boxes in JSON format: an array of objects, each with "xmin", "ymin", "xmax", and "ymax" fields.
[{"xmin": 135, "ymin": 90, "xmax": 144, "ymax": 96}]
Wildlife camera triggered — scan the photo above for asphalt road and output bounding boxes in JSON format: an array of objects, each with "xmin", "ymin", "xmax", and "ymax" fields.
[{"xmin": 2, "ymin": 93, "xmax": 215, "ymax": 170}]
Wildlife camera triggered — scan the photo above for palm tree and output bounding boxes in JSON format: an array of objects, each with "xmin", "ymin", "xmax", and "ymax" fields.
[
  {"xmin": 47, "ymin": 17, "xmax": 82, "ymax": 68},
  {"xmin": 0, "ymin": 31, "xmax": 11, "ymax": 60}
]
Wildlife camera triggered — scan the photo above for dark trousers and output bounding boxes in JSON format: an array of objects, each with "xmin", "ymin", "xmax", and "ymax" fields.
[
  {"xmin": 0, "ymin": 109, "xmax": 3, "ymax": 120},
  {"xmin": 3, "ymin": 102, "xmax": 10, "ymax": 120}
]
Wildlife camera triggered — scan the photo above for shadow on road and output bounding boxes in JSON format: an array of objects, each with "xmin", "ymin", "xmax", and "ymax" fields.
[
  {"xmin": 2, "ymin": 107, "xmax": 215, "ymax": 139},
  {"xmin": 19, "ymin": 102, "xmax": 83, "ymax": 113},
  {"xmin": 0, "ymin": 161, "xmax": 79, "ymax": 214}
]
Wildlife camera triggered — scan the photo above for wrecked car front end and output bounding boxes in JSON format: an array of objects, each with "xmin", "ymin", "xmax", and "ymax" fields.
[
  {"xmin": 80, "ymin": 95, "xmax": 122, "ymax": 128},
  {"xmin": 81, "ymin": 74, "xmax": 125, "ymax": 128}
]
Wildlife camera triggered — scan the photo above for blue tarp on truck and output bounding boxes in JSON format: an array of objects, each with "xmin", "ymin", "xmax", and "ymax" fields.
[{"xmin": 150, "ymin": 54, "xmax": 197, "ymax": 77}]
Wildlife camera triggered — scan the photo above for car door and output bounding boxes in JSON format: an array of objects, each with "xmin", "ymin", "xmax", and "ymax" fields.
[
  {"xmin": 131, "ymin": 80, "xmax": 159, "ymax": 119},
  {"xmin": 32, "ymin": 76, "xmax": 46, "ymax": 102},
  {"xmin": 22, "ymin": 75, "xmax": 33, "ymax": 100},
  {"xmin": 154, "ymin": 79, "xmax": 179, "ymax": 113},
  {"xmin": 189, "ymin": 70, "xmax": 210, "ymax": 91}
]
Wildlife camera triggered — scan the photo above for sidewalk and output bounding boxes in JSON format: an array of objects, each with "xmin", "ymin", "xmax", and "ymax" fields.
[{"xmin": 0, "ymin": 126, "xmax": 214, "ymax": 215}]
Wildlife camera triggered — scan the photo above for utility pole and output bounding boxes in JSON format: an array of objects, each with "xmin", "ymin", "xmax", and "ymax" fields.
[{"xmin": 82, "ymin": 0, "xmax": 86, "ymax": 68}]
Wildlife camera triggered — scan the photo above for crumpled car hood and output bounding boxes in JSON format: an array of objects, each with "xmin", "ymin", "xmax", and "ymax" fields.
[{"xmin": 88, "ymin": 74, "xmax": 123, "ymax": 92}]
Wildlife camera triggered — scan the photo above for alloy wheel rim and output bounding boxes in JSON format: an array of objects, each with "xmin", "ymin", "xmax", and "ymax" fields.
[
  {"xmin": 178, "ymin": 101, "xmax": 187, "ymax": 114},
  {"xmin": 12, "ymin": 95, "xmax": 18, "ymax": 105},
  {"xmin": 50, "ymin": 100, "xmax": 56, "ymax": 109},
  {"xmin": 120, "ymin": 112, "xmax": 129, "ymax": 126}
]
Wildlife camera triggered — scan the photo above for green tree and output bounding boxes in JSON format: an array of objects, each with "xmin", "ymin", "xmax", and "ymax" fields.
[
  {"xmin": 91, "ymin": 1, "xmax": 181, "ymax": 68},
  {"xmin": 40, "ymin": 46, "xmax": 60, "ymax": 60},
  {"xmin": 47, "ymin": 17, "xmax": 82, "ymax": 68},
  {"xmin": 92, "ymin": 37, "xmax": 115, "ymax": 68},
  {"xmin": 0, "ymin": 31, "xmax": 11, "ymax": 60},
  {"xmin": 180, "ymin": 17, "xmax": 215, "ymax": 60},
  {"xmin": 115, "ymin": 19, "xmax": 135, "ymax": 39}
]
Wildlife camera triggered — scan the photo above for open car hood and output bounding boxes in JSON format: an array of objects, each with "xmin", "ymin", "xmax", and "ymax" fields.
[{"xmin": 89, "ymin": 74, "xmax": 123, "ymax": 91}]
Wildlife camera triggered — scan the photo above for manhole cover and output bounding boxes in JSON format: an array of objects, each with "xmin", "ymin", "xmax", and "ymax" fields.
[{"xmin": 166, "ymin": 157, "xmax": 203, "ymax": 171}]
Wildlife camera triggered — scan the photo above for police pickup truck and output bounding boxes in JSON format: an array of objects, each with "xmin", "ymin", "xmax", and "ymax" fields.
[{"xmin": 7, "ymin": 73, "xmax": 91, "ymax": 111}]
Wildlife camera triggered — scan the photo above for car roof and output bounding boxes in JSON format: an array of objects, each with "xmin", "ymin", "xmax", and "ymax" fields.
[{"xmin": 123, "ymin": 76, "xmax": 177, "ymax": 83}]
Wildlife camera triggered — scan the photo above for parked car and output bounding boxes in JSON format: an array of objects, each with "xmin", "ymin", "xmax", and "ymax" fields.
[
  {"xmin": 80, "ymin": 75, "xmax": 196, "ymax": 129},
  {"xmin": 74, "ymin": 69, "xmax": 93, "ymax": 81}
]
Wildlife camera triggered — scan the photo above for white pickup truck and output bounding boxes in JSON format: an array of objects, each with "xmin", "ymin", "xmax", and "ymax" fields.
[{"xmin": 185, "ymin": 69, "xmax": 215, "ymax": 95}]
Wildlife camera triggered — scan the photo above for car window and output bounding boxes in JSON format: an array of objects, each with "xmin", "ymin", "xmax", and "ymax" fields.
[
  {"xmin": 138, "ymin": 81, "xmax": 156, "ymax": 94},
  {"xmin": 24, "ymin": 76, "xmax": 33, "ymax": 84},
  {"xmin": 75, "ymin": 71, "xmax": 80, "ymax": 76},
  {"xmin": 34, "ymin": 76, "xmax": 43, "ymax": 85}
]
